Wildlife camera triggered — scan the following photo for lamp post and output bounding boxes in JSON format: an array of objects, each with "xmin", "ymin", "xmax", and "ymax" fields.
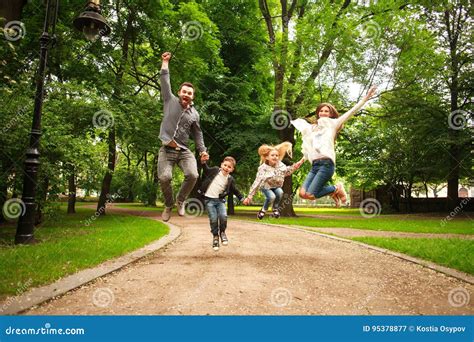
[{"xmin": 15, "ymin": 0, "xmax": 110, "ymax": 244}]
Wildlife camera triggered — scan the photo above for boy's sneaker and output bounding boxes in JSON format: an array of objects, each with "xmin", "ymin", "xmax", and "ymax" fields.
[
  {"xmin": 162, "ymin": 207, "xmax": 172, "ymax": 222},
  {"xmin": 220, "ymin": 231, "xmax": 228, "ymax": 246},
  {"xmin": 257, "ymin": 210, "xmax": 265, "ymax": 220},
  {"xmin": 212, "ymin": 236, "xmax": 220, "ymax": 251},
  {"xmin": 272, "ymin": 209, "xmax": 280, "ymax": 218}
]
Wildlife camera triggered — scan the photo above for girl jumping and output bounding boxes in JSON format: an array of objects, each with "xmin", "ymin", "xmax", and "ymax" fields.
[{"xmin": 243, "ymin": 142, "xmax": 304, "ymax": 219}]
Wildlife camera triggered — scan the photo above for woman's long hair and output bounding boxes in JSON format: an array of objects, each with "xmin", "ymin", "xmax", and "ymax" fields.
[{"xmin": 315, "ymin": 103, "xmax": 339, "ymax": 119}]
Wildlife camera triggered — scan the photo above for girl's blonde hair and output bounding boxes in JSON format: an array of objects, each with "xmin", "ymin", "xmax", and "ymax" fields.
[{"xmin": 258, "ymin": 142, "xmax": 292, "ymax": 164}]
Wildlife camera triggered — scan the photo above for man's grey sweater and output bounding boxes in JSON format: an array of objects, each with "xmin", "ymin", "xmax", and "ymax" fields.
[{"xmin": 159, "ymin": 69, "xmax": 206, "ymax": 153}]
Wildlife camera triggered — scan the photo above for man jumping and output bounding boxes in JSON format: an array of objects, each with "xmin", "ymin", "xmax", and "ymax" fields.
[{"xmin": 158, "ymin": 51, "xmax": 209, "ymax": 221}]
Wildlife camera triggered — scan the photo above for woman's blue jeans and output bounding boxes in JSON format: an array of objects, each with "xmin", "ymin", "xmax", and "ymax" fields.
[
  {"xmin": 205, "ymin": 198, "xmax": 227, "ymax": 236},
  {"xmin": 261, "ymin": 187, "xmax": 284, "ymax": 211},
  {"xmin": 302, "ymin": 159, "xmax": 336, "ymax": 198}
]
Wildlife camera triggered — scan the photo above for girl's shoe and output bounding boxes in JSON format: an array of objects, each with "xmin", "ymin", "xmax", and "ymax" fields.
[
  {"xmin": 272, "ymin": 209, "xmax": 280, "ymax": 218},
  {"xmin": 257, "ymin": 210, "xmax": 265, "ymax": 220}
]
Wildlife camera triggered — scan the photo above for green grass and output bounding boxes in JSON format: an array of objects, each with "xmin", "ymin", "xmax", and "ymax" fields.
[
  {"xmin": 351, "ymin": 237, "xmax": 474, "ymax": 275},
  {"xmin": 235, "ymin": 215, "xmax": 473, "ymax": 235},
  {"xmin": 114, "ymin": 203, "xmax": 162, "ymax": 211},
  {"xmin": 0, "ymin": 207, "xmax": 169, "ymax": 298}
]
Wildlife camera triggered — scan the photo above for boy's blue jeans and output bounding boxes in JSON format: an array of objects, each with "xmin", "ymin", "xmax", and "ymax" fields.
[
  {"xmin": 205, "ymin": 198, "xmax": 227, "ymax": 236},
  {"xmin": 261, "ymin": 187, "xmax": 284, "ymax": 211},
  {"xmin": 302, "ymin": 159, "xmax": 336, "ymax": 198}
]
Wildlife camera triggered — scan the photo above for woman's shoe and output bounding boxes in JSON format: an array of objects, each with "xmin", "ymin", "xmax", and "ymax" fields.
[
  {"xmin": 257, "ymin": 210, "xmax": 265, "ymax": 220},
  {"xmin": 330, "ymin": 190, "xmax": 341, "ymax": 208},
  {"xmin": 299, "ymin": 188, "xmax": 316, "ymax": 200},
  {"xmin": 336, "ymin": 183, "xmax": 347, "ymax": 204}
]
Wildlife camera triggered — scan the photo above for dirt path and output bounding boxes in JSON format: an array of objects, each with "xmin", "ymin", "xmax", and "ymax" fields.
[{"xmin": 25, "ymin": 208, "xmax": 473, "ymax": 315}]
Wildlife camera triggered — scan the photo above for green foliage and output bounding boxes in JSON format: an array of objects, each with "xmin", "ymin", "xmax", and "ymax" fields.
[{"xmin": 1, "ymin": 0, "xmax": 471, "ymax": 227}]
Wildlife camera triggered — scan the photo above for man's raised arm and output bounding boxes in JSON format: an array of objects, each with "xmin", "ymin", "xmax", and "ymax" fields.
[{"xmin": 160, "ymin": 51, "xmax": 172, "ymax": 102}]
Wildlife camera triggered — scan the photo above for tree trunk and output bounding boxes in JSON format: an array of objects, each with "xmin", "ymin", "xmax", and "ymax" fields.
[
  {"xmin": 35, "ymin": 176, "xmax": 49, "ymax": 225},
  {"xmin": 11, "ymin": 168, "xmax": 19, "ymax": 198},
  {"xmin": 97, "ymin": 128, "xmax": 116, "ymax": 215},
  {"xmin": 0, "ymin": 0, "xmax": 26, "ymax": 23},
  {"xmin": 144, "ymin": 152, "xmax": 149, "ymax": 182},
  {"xmin": 67, "ymin": 166, "xmax": 76, "ymax": 214},
  {"xmin": 407, "ymin": 182, "xmax": 413, "ymax": 213},
  {"xmin": 444, "ymin": 6, "xmax": 464, "ymax": 210},
  {"xmin": 147, "ymin": 153, "xmax": 159, "ymax": 207},
  {"xmin": 0, "ymin": 178, "xmax": 7, "ymax": 223},
  {"xmin": 279, "ymin": 128, "xmax": 296, "ymax": 217},
  {"xmin": 96, "ymin": 8, "xmax": 134, "ymax": 215}
]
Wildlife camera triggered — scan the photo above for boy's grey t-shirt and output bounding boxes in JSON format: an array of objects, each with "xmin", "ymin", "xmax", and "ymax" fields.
[{"xmin": 159, "ymin": 69, "xmax": 206, "ymax": 153}]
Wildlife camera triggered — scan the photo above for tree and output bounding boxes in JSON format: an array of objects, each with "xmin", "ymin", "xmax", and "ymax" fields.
[
  {"xmin": 424, "ymin": 0, "xmax": 473, "ymax": 207},
  {"xmin": 258, "ymin": 0, "xmax": 410, "ymax": 215}
]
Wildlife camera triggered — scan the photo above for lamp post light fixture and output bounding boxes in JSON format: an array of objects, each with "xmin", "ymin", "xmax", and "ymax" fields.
[
  {"xmin": 15, "ymin": 0, "xmax": 111, "ymax": 244},
  {"xmin": 73, "ymin": 0, "xmax": 111, "ymax": 41}
]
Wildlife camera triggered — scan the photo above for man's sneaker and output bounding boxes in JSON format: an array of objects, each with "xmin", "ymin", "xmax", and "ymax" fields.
[
  {"xmin": 272, "ymin": 209, "xmax": 280, "ymax": 218},
  {"xmin": 176, "ymin": 201, "xmax": 185, "ymax": 216},
  {"xmin": 220, "ymin": 231, "xmax": 228, "ymax": 246},
  {"xmin": 162, "ymin": 207, "xmax": 172, "ymax": 222},
  {"xmin": 212, "ymin": 236, "xmax": 220, "ymax": 251},
  {"xmin": 257, "ymin": 210, "xmax": 265, "ymax": 220}
]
